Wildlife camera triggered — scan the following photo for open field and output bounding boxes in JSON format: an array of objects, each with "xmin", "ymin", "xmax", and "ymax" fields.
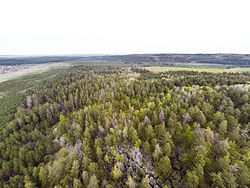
[
  {"xmin": 0, "ymin": 62, "xmax": 72, "ymax": 83},
  {"xmin": 145, "ymin": 66, "xmax": 250, "ymax": 73}
]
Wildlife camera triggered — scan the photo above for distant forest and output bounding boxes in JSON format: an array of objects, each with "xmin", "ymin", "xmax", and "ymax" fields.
[{"xmin": 1, "ymin": 54, "xmax": 250, "ymax": 66}]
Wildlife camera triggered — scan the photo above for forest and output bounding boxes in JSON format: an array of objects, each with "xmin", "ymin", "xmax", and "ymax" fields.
[{"xmin": 0, "ymin": 64, "xmax": 249, "ymax": 188}]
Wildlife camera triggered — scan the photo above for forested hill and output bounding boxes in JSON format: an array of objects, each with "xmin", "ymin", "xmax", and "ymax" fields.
[
  {"xmin": 82, "ymin": 54, "xmax": 250, "ymax": 66},
  {"xmin": 0, "ymin": 56, "xmax": 86, "ymax": 65},
  {"xmin": 0, "ymin": 65, "xmax": 249, "ymax": 187},
  {"xmin": 1, "ymin": 54, "xmax": 250, "ymax": 66}
]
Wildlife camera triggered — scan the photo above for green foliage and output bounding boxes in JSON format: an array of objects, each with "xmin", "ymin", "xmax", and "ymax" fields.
[
  {"xmin": 0, "ymin": 68, "xmax": 66, "ymax": 126},
  {"xmin": 0, "ymin": 65, "xmax": 249, "ymax": 187},
  {"xmin": 156, "ymin": 155, "xmax": 172, "ymax": 179},
  {"xmin": 126, "ymin": 175, "xmax": 137, "ymax": 188},
  {"xmin": 87, "ymin": 175, "xmax": 99, "ymax": 188},
  {"xmin": 140, "ymin": 176, "xmax": 150, "ymax": 188},
  {"xmin": 111, "ymin": 165, "xmax": 122, "ymax": 181},
  {"xmin": 134, "ymin": 139, "xmax": 142, "ymax": 148},
  {"xmin": 185, "ymin": 170, "xmax": 199, "ymax": 188}
]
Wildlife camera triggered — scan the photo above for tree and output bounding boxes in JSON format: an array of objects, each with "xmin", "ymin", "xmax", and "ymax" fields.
[
  {"xmin": 156, "ymin": 155, "xmax": 172, "ymax": 179},
  {"xmin": 153, "ymin": 144, "xmax": 162, "ymax": 161},
  {"xmin": 234, "ymin": 161, "xmax": 249, "ymax": 186},
  {"xmin": 218, "ymin": 120, "xmax": 227, "ymax": 137},
  {"xmin": 111, "ymin": 164, "xmax": 122, "ymax": 181},
  {"xmin": 70, "ymin": 160, "xmax": 80, "ymax": 178},
  {"xmin": 58, "ymin": 114, "xmax": 68, "ymax": 135},
  {"xmin": 222, "ymin": 171, "xmax": 237, "ymax": 188},
  {"xmin": 126, "ymin": 175, "xmax": 137, "ymax": 188},
  {"xmin": 145, "ymin": 124, "xmax": 155, "ymax": 141},
  {"xmin": 39, "ymin": 166, "xmax": 48, "ymax": 186},
  {"xmin": 82, "ymin": 171, "xmax": 89, "ymax": 186},
  {"xmin": 210, "ymin": 172, "xmax": 226, "ymax": 188},
  {"xmin": 96, "ymin": 146, "xmax": 102, "ymax": 161},
  {"xmin": 141, "ymin": 176, "xmax": 150, "ymax": 188},
  {"xmin": 185, "ymin": 170, "xmax": 199, "ymax": 188},
  {"xmin": 143, "ymin": 141, "xmax": 150, "ymax": 153},
  {"xmin": 198, "ymin": 111, "xmax": 206, "ymax": 126},
  {"xmin": 24, "ymin": 175, "xmax": 35, "ymax": 188},
  {"xmin": 73, "ymin": 178, "xmax": 82, "ymax": 188},
  {"xmin": 104, "ymin": 154, "xmax": 110, "ymax": 164},
  {"xmin": 88, "ymin": 162, "xmax": 99, "ymax": 176},
  {"xmin": 87, "ymin": 175, "xmax": 99, "ymax": 188},
  {"xmin": 134, "ymin": 139, "xmax": 142, "ymax": 148}
]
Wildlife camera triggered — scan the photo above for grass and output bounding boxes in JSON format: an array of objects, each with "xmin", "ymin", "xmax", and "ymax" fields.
[
  {"xmin": 0, "ymin": 62, "xmax": 72, "ymax": 83},
  {"xmin": 227, "ymin": 67, "xmax": 250, "ymax": 72}
]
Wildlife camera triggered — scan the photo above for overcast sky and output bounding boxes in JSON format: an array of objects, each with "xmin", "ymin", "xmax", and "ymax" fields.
[{"xmin": 0, "ymin": 0, "xmax": 249, "ymax": 55}]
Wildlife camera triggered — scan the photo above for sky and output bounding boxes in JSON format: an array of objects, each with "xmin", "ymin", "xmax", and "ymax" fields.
[{"xmin": 0, "ymin": 0, "xmax": 250, "ymax": 55}]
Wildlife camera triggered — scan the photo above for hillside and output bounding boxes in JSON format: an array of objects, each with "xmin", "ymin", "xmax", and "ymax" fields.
[{"xmin": 0, "ymin": 64, "xmax": 249, "ymax": 187}]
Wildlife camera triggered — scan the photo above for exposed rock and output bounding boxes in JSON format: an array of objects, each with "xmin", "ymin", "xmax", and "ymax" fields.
[
  {"xmin": 98, "ymin": 125, "xmax": 104, "ymax": 133},
  {"xmin": 116, "ymin": 162, "xmax": 125, "ymax": 172},
  {"xmin": 159, "ymin": 110, "xmax": 165, "ymax": 123},
  {"xmin": 144, "ymin": 116, "xmax": 150, "ymax": 124},
  {"xmin": 58, "ymin": 136, "xmax": 65, "ymax": 146},
  {"xmin": 101, "ymin": 179, "xmax": 108, "ymax": 188},
  {"xmin": 26, "ymin": 96, "xmax": 33, "ymax": 109},
  {"xmin": 171, "ymin": 171, "xmax": 182, "ymax": 182},
  {"xmin": 128, "ymin": 167, "xmax": 133, "ymax": 174},
  {"xmin": 74, "ymin": 139, "xmax": 83, "ymax": 157},
  {"xmin": 182, "ymin": 112, "xmax": 191, "ymax": 124},
  {"xmin": 156, "ymin": 178, "xmax": 163, "ymax": 186},
  {"xmin": 172, "ymin": 159, "xmax": 181, "ymax": 170},
  {"xmin": 149, "ymin": 177, "xmax": 156, "ymax": 186},
  {"xmin": 131, "ymin": 147, "xmax": 142, "ymax": 166},
  {"xmin": 115, "ymin": 145, "xmax": 161, "ymax": 187}
]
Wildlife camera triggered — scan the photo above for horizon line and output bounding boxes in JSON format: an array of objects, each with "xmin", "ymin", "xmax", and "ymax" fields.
[{"xmin": 1, "ymin": 52, "xmax": 250, "ymax": 57}]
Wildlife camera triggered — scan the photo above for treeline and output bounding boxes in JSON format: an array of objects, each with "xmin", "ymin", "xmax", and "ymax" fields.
[
  {"xmin": 0, "ymin": 56, "xmax": 85, "ymax": 65},
  {"xmin": 139, "ymin": 70, "xmax": 250, "ymax": 87},
  {"xmin": 0, "ymin": 66, "xmax": 249, "ymax": 187},
  {"xmin": 85, "ymin": 54, "xmax": 250, "ymax": 66}
]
